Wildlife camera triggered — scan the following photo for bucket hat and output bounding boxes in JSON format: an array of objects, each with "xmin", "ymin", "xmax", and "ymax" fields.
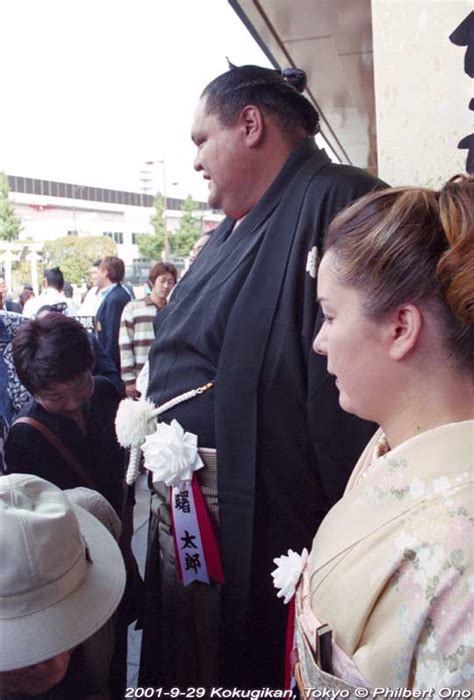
[
  {"xmin": 0, "ymin": 473, "xmax": 126, "ymax": 672},
  {"xmin": 64, "ymin": 486, "xmax": 122, "ymax": 541}
]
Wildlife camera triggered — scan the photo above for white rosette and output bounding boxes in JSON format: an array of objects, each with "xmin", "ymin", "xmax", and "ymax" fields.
[
  {"xmin": 271, "ymin": 548, "xmax": 309, "ymax": 604},
  {"xmin": 141, "ymin": 419, "xmax": 203, "ymax": 487}
]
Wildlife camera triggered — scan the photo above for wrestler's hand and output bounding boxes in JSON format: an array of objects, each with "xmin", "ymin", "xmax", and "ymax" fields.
[{"xmin": 125, "ymin": 383, "xmax": 141, "ymax": 400}]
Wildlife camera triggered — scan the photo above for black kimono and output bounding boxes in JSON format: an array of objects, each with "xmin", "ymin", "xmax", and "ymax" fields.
[
  {"xmin": 143, "ymin": 139, "xmax": 386, "ymax": 687},
  {"xmin": 4, "ymin": 376, "xmax": 124, "ymax": 514}
]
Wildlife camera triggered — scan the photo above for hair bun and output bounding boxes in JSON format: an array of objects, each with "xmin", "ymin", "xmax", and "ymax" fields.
[
  {"xmin": 437, "ymin": 175, "xmax": 474, "ymax": 325},
  {"xmin": 281, "ymin": 68, "xmax": 307, "ymax": 93},
  {"xmin": 444, "ymin": 262, "xmax": 474, "ymax": 325},
  {"xmin": 225, "ymin": 60, "xmax": 308, "ymax": 94}
]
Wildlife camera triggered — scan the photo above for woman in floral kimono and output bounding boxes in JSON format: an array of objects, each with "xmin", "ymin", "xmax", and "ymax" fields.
[{"xmin": 281, "ymin": 175, "xmax": 473, "ymax": 692}]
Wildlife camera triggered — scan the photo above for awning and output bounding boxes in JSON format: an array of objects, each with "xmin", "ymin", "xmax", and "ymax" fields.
[{"xmin": 229, "ymin": 0, "xmax": 378, "ymax": 174}]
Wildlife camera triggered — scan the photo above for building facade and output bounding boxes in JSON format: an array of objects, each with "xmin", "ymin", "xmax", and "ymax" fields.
[{"xmin": 5, "ymin": 174, "xmax": 221, "ymax": 274}]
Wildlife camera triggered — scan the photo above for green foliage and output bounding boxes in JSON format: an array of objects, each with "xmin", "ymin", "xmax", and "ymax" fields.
[
  {"xmin": 0, "ymin": 172, "xmax": 22, "ymax": 241},
  {"xmin": 42, "ymin": 236, "xmax": 117, "ymax": 284},
  {"xmin": 170, "ymin": 195, "xmax": 202, "ymax": 257},
  {"xmin": 138, "ymin": 192, "xmax": 165, "ymax": 261},
  {"xmin": 12, "ymin": 259, "xmax": 45, "ymax": 291}
]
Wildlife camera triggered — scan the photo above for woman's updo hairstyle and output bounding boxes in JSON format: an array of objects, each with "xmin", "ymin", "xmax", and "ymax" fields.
[
  {"xmin": 437, "ymin": 176, "xmax": 473, "ymax": 325},
  {"xmin": 323, "ymin": 175, "xmax": 474, "ymax": 370}
]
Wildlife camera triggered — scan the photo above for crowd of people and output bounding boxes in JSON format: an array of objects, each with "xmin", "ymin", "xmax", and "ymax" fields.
[{"xmin": 0, "ymin": 64, "xmax": 472, "ymax": 699}]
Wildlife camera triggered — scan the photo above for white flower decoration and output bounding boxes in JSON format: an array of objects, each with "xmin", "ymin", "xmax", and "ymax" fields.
[
  {"xmin": 433, "ymin": 476, "xmax": 451, "ymax": 494},
  {"xmin": 394, "ymin": 531, "xmax": 417, "ymax": 552},
  {"xmin": 115, "ymin": 397, "xmax": 156, "ymax": 448},
  {"xmin": 409, "ymin": 478, "xmax": 425, "ymax": 499},
  {"xmin": 141, "ymin": 419, "xmax": 203, "ymax": 487},
  {"xmin": 305, "ymin": 246, "xmax": 319, "ymax": 279},
  {"xmin": 271, "ymin": 548, "xmax": 309, "ymax": 604}
]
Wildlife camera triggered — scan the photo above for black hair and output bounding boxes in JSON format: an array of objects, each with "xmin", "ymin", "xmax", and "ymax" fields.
[
  {"xmin": 201, "ymin": 64, "xmax": 319, "ymax": 137},
  {"xmin": 44, "ymin": 267, "xmax": 64, "ymax": 291},
  {"xmin": 35, "ymin": 302, "xmax": 68, "ymax": 317},
  {"xmin": 12, "ymin": 313, "xmax": 95, "ymax": 394}
]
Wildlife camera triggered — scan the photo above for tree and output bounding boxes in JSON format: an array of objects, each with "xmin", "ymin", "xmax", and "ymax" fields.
[
  {"xmin": 12, "ymin": 259, "xmax": 44, "ymax": 291},
  {"xmin": 0, "ymin": 172, "xmax": 22, "ymax": 241},
  {"xmin": 170, "ymin": 195, "xmax": 201, "ymax": 257},
  {"xmin": 42, "ymin": 236, "xmax": 117, "ymax": 284},
  {"xmin": 138, "ymin": 192, "xmax": 165, "ymax": 261}
]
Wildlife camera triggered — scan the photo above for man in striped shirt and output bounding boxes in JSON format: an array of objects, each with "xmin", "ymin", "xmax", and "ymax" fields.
[{"xmin": 119, "ymin": 262, "xmax": 177, "ymax": 398}]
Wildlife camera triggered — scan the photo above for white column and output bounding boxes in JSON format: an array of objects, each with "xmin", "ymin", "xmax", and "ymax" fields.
[
  {"xmin": 28, "ymin": 250, "xmax": 39, "ymax": 295},
  {"xmin": 3, "ymin": 249, "xmax": 14, "ymax": 291},
  {"xmin": 372, "ymin": 0, "xmax": 471, "ymax": 186}
]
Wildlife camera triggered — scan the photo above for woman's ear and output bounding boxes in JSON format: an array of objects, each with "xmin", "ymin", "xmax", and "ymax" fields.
[{"xmin": 388, "ymin": 304, "xmax": 423, "ymax": 361}]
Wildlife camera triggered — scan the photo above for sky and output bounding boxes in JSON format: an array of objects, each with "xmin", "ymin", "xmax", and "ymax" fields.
[{"xmin": 0, "ymin": 0, "xmax": 272, "ymax": 202}]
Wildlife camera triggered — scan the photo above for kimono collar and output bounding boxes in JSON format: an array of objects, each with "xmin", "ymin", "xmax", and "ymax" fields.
[
  {"xmin": 309, "ymin": 420, "xmax": 474, "ymax": 577},
  {"xmin": 221, "ymin": 138, "xmax": 330, "ymax": 240}
]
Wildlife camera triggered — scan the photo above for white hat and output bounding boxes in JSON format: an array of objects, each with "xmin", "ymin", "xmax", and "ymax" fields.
[
  {"xmin": 0, "ymin": 474, "xmax": 126, "ymax": 672},
  {"xmin": 64, "ymin": 486, "xmax": 122, "ymax": 541}
]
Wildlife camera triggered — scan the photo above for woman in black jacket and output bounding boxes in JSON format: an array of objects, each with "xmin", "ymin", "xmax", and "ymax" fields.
[{"xmin": 5, "ymin": 312, "xmax": 125, "ymax": 515}]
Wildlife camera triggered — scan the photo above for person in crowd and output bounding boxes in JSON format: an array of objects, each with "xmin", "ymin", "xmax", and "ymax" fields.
[
  {"xmin": 18, "ymin": 284, "xmax": 35, "ymax": 312},
  {"xmin": 289, "ymin": 175, "xmax": 473, "ymax": 691},
  {"xmin": 78, "ymin": 260, "xmax": 103, "ymax": 317},
  {"xmin": 0, "ymin": 314, "xmax": 27, "ymax": 429},
  {"xmin": 63, "ymin": 281, "xmax": 80, "ymax": 316},
  {"xmin": 0, "ymin": 298, "xmax": 28, "ymax": 428},
  {"xmin": 4, "ymin": 313, "xmax": 135, "ymax": 698},
  {"xmin": 90, "ymin": 332, "xmax": 124, "ymax": 397},
  {"xmin": 22, "ymin": 267, "xmax": 74, "ymax": 318},
  {"xmin": 0, "ymin": 473, "xmax": 126, "ymax": 699},
  {"xmin": 95, "ymin": 256, "xmax": 132, "ymax": 372},
  {"xmin": 34, "ymin": 303, "xmax": 124, "ymax": 397},
  {"xmin": 4, "ymin": 313, "xmax": 125, "ymax": 514},
  {"xmin": 138, "ymin": 64, "xmax": 385, "ymax": 689},
  {"xmin": 185, "ymin": 230, "xmax": 214, "ymax": 270},
  {"xmin": 0, "ymin": 308, "xmax": 29, "ymax": 473},
  {"xmin": 123, "ymin": 280, "xmax": 136, "ymax": 300},
  {"xmin": 119, "ymin": 262, "xmax": 177, "ymax": 398},
  {"xmin": 0, "ymin": 277, "xmax": 21, "ymax": 313},
  {"xmin": 134, "ymin": 242, "xmax": 209, "ymax": 395}
]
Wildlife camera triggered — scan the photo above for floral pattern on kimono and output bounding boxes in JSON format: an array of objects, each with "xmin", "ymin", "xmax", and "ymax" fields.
[
  {"xmin": 299, "ymin": 421, "xmax": 474, "ymax": 690},
  {"xmin": 0, "ymin": 312, "xmax": 29, "ymax": 421},
  {"xmin": 0, "ymin": 312, "xmax": 30, "ymax": 474}
]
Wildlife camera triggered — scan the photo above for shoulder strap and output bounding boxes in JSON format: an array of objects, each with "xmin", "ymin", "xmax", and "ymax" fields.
[{"xmin": 13, "ymin": 417, "xmax": 99, "ymax": 490}]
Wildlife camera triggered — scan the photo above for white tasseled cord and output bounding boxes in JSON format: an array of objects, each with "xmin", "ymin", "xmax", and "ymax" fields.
[
  {"xmin": 126, "ymin": 446, "xmax": 143, "ymax": 486},
  {"xmin": 150, "ymin": 382, "xmax": 213, "ymax": 419}
]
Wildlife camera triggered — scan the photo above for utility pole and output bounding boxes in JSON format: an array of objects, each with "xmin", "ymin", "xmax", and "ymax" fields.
[
  {"xmin": 145, "ymin": 160, "xmax": 169, "ymax": 261},
  {"xmin": 139, "ymin": 168, "xmax": 152, "ymax": 207},
  {"xmin": 71, "ymin": 185, "xmax": 84, "ymax": 235}
]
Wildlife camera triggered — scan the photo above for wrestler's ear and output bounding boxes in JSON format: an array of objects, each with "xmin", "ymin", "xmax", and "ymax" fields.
[
  {"xmin": 240, "ymin": 105, "xmax": 264, "ymax": 147},
  {"xmin": 387, "ymin": 304, "xmax": 422, "ymax": 361}
]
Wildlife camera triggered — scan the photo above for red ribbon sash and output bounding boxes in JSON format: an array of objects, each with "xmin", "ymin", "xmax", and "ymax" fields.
[{"xmin": 170, "ymin": 473, "xmax": 224, "ymax": 586}]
